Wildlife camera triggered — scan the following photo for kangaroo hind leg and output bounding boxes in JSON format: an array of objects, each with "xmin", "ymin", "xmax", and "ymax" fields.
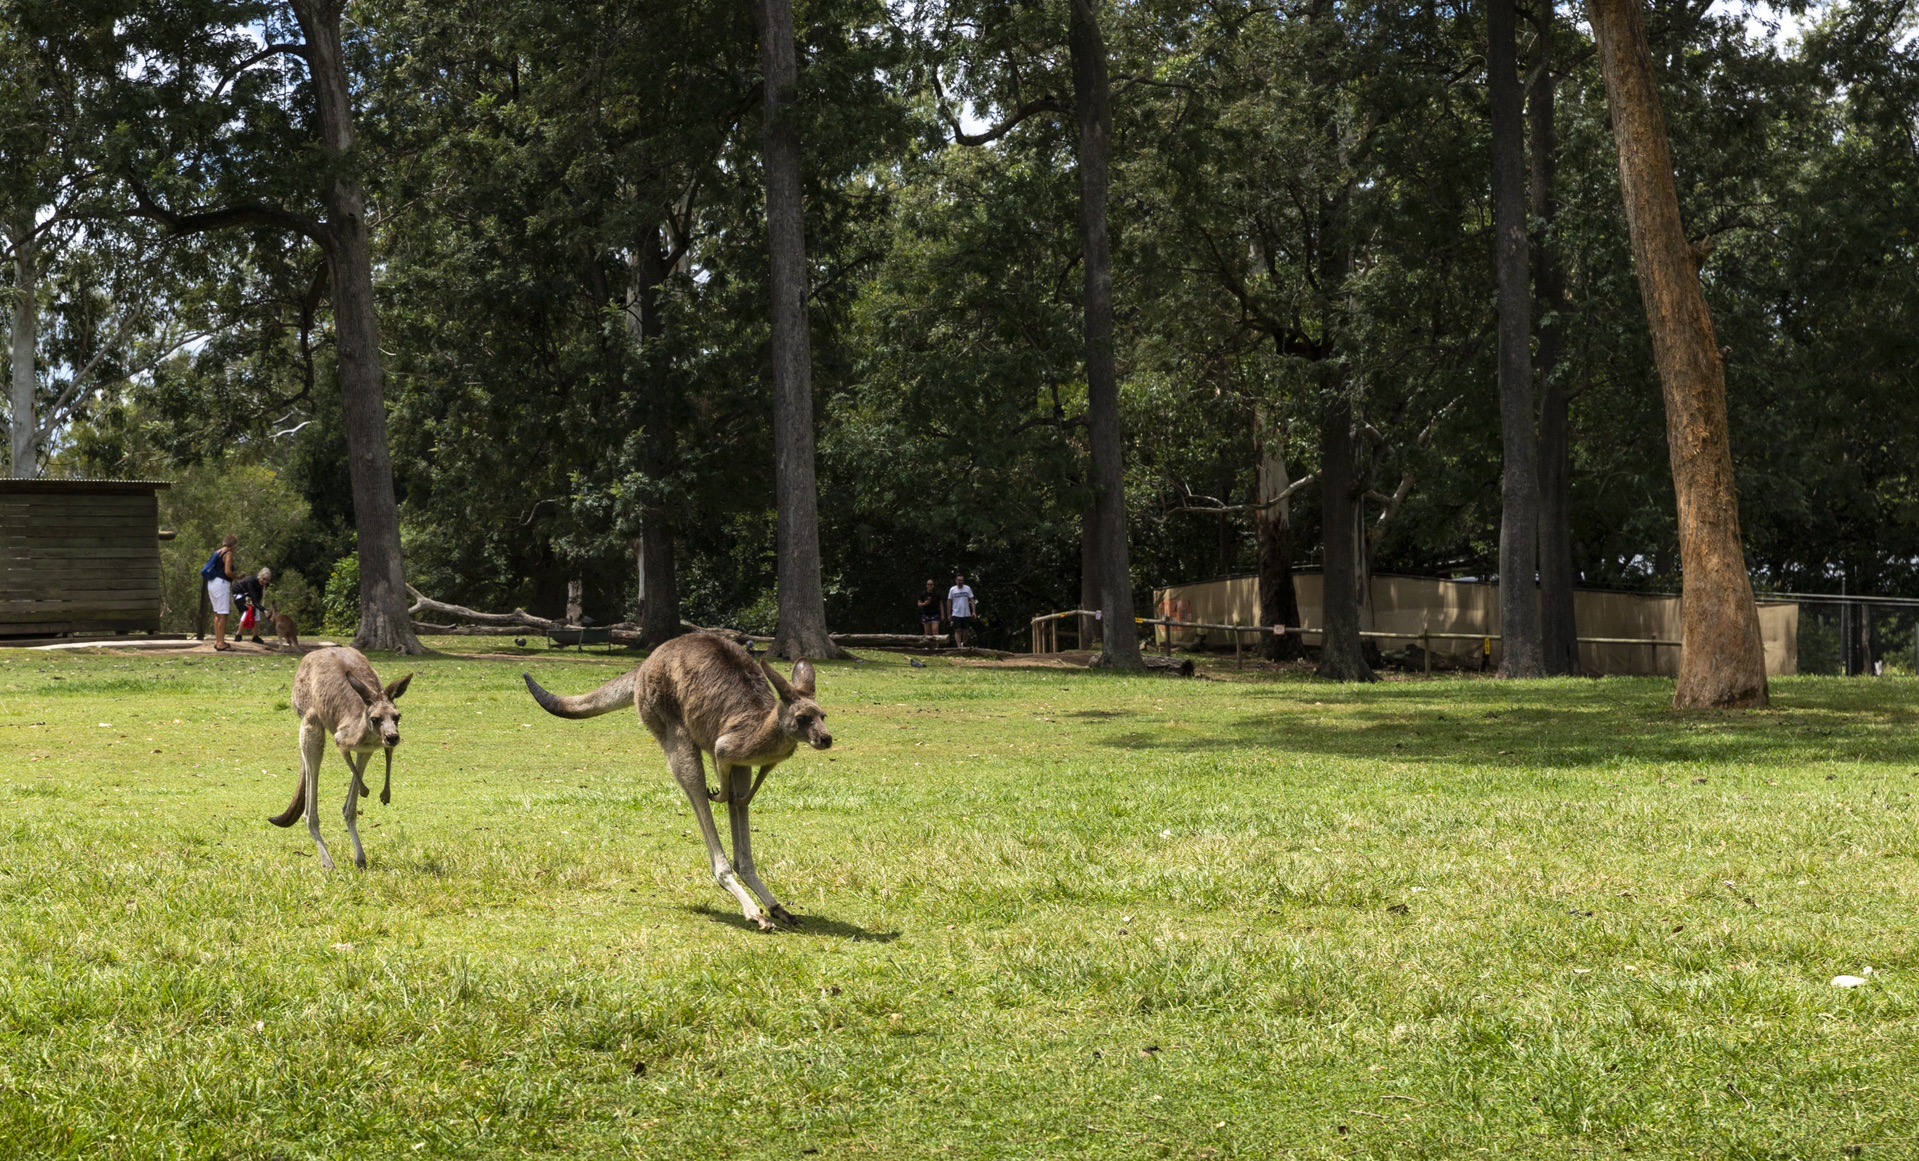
[
  {"xmin": 664, "ymin": 738, "xmax": 773, "ymax": 932},
  {"xmin": 342, "ymin": 751, "xmax": 370, "ymax": 869},
  {"xmin": 727, "ymin": 764, "xmax": 797, "ymax": 928}
]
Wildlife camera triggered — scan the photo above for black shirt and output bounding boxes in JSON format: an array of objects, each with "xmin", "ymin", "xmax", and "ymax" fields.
[
  {"xmin": 232, "ymin": 576, "xmax": 266, "ymax": 609},
  {"xmin": 917, "ymin": 589, "xmax": 941, "ymax": 619}
]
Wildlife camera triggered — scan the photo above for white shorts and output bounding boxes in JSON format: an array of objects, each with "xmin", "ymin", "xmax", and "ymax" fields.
[{"xmin": 207, "ymin": 577, "xmax": 232, "ymax": 616}]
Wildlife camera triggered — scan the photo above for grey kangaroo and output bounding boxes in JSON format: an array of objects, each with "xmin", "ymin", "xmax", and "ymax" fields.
[
  {"xmin": 523, "ymin": 632, "xmax": 832, "ymax": 932},
  {"xmin": 269, "ymin": 646, "xmax": 412, "ymax": 869}
]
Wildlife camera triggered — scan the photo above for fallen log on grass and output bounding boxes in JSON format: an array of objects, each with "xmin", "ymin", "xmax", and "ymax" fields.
[
  {"xmin": 831, "ymin": 632, "xmax": 953, "ymax": 649},
  {"xmin": 407, "ymin": 585, "xmax": 558, "ymax": 630}
]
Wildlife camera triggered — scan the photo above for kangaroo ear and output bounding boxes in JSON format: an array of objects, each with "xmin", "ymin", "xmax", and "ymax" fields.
[
  {"xmin": 344, "ymin": 671, "xmax": 380, "ymax": 705},
  {"xmin": 384, "ymin": 673, "xmax": 413, "ymax": 701},
  {"xmin": 760, "ymin": 659, "xmax": 799, "ymax": 704},
  {"xmin": 791, "ymin": 659, "xmax": 816, "ymax": 698}
]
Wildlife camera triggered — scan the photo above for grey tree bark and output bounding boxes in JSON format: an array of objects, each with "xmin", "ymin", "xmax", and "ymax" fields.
[
  {"xmin": 627, "ymin": 228, "xmax": 682, "ymax": 648},
  {"xmin": 1068, "ymin": 0, "xmax": 1142, "ymax": 670},
  {"xmin": 1255, "ymin": 409, "xmax": 1304, "ymax": 662},
  {"xmin": 758, "ymin": 0, "xmax": 842, "ymax": 662},
  {"xmin": 1531, "ymin": 0, "xmax": 1579, "ymax": 674},
  {"xmin": 8, "ymin": 231, "xmax": 36, "ymax": 478},
  {"xmin": 288, "ymin": 0, "xmax": 422, "ymax": 655},
  {"xmin": 1491, "ymin": 0, "xmax": 1545, "ymax": 678},
  {"xmin": 1316, "ymin": 392, "xmax": 1374, "ymax": 681},
  {"xmin": 1588, "ymin": 0, "xmax": 1768, "ymax": 708}
]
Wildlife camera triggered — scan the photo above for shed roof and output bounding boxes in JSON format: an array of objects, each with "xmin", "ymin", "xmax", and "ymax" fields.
[{"xmin": 0, "ymin": 478, "xmax": 171, "ymax": 495}]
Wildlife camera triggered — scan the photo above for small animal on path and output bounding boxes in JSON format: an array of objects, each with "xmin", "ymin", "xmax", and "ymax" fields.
[
  {"xmin": 269, "ymin": 646, "xmax": 411, "ymax": 869},
  {"xmin": 269, "ymin": 607, "xmax": 301, "ymax": 648},
  {"xmin": 522, "ymin": 632, "xmax": 832, "ymax": 932}
]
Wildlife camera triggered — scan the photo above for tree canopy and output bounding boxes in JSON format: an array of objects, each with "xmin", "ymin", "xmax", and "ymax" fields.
[{"xmin": 6, "ymin": 0, "xmax": 1916, "ymax": 657}]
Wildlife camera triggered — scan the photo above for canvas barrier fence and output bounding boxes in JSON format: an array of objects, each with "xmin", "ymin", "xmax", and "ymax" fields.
[{"xmin": 1149, "ymin": 572, "xmax": 1800, "ymax": 677}]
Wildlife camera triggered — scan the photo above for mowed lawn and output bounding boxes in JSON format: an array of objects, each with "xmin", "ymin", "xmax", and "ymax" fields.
[{"xmin": 3, "ymin": 641, "xmax": 1919, "ymax": 1159}]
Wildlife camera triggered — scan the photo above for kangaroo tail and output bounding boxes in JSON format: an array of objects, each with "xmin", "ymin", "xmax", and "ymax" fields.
[
  {"xmin": 267, "ymin": 778, "xmax": 306, "ymax": 827},
  {"xmin": 523, "ymin": 669, "xmax": 638, "ymax": 720}
]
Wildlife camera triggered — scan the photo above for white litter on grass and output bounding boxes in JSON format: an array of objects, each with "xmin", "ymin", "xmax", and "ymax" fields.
[
  {"xmin": 1159, "ymin": 830, "xmax": 1173, "ymax": 839},
  {"xmin": 97, "ymin": 722, "xmax": 111, "ymax": 728},
  {"xmin": 1833, "ymin": 976, "xmax": 1869, "ymax": 988}
]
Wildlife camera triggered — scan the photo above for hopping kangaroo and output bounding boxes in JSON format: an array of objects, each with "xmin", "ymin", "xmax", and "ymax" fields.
[
  {"xmin": 523, "ymin": 633, "xmax": 832, "ymax": 931},
  {"xmin": 269, "ymin": 647, "xmax": 412, "ymax": 869}
]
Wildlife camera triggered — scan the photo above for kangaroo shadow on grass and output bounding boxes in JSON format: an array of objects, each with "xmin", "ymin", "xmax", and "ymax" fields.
[{"xmin": 688, "ymin": 904, "xmax": 901, "ymax": 943}]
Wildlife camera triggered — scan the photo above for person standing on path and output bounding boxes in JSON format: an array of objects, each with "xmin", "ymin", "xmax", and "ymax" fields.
[
  {"xmin": 205, "ymin": 535, "xmax": 239, "ymax": 652},
  {"xmin": 917, "ymin": 579, "xmax": 943, "ymax": 639},
  {"xmin": 946, "ymin": 573, "xmax": 979, "ymax": 648}
]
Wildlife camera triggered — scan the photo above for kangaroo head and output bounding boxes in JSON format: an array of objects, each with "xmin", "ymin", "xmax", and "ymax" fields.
[
  {"xmin": 761, "ymin": 659, "xmax": 831, "ymax": 750},
  {"xmin": 342, "ymin": 671, "xmax": 412, "ymax": 749}
]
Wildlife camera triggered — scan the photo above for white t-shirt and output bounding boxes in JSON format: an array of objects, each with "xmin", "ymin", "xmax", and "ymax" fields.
[{"xmin": 948, "ymin": 585, "xmax": 976, "ymax": 618}]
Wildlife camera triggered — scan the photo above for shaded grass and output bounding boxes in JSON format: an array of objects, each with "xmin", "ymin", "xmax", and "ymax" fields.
[{"xmin": 2, "ymin": 640, "xmax": 1918, "ymax": 1157}]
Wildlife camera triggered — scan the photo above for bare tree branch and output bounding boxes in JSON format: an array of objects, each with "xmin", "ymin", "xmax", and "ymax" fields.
[{"xmin": 1167, "ymin": 473, "xmax": 1318, "ymax": 515}]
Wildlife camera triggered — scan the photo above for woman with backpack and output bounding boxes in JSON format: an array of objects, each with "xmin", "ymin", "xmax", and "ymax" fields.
[{"xmin": 202, "ymin": 534, "xmax": 239, "ymax": 651}]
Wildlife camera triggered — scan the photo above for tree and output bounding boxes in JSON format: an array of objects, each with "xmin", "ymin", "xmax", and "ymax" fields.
[
  {"xmin": 1587, "ymin": 0, "xmax": 1768, "ymax": 708},
  {"xmin": 1490, "ymin": 0, "xmax": 1544, "ymax": 677},
  {"xmin": 1068, "ymin": 0, "xmax": 1141, "ymax": 669},
  {"xmin": 103, "ymin": 0, "xmax": 421, "ymax": 652},
  {"xmin": 1530, "ymin": 0, "xmax": 1579, "ymax": 674},
  {"xmin": 759, "ymin": 0, "xmax": 842, "ymax": 661}
]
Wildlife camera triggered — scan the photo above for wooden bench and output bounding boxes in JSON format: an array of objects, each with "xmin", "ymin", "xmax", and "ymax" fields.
[{"xmin": 546, "ymin": 626, "xmax": 613, "ymax": 652}]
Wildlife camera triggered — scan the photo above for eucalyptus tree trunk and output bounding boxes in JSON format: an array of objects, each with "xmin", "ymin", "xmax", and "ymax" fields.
[
  {"xmin": 288, "ymin": 0, "xmax": 422, "ymax": 655},
  {"xmin": 1316, "ymin": 392, "xmax": 1374, "ymax": 681},
  {"xmin": 758, "ymin": 0, "xmax": 842, "ymax": 662},
  {"xmin": 1532, "ymin": 0, "xmax": 1579, "ymax": 675},
  {"xmin": 8, "ymin": 234, "xmax": 36, "ymax": 478},
  {"xmin": 1588, "ymin": 0, "xmax": 1768, "ymax": 708},
  {"xmin": 1490, "ymin": 0, "xmax": 1544, "ymax": 678},
  {"xmin": 1255, "ymin": 409, "xmax": 1303, "ymax": 662},
  {"xmin": 1068, "ymin": 0, "xmax": 1142, "ymax": 670},
  {"xmin": 627, "ymin": 229, "xmax": 682, "ymax": 648}
]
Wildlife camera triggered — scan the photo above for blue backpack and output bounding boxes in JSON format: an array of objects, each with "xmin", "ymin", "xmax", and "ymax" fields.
[{"xmin": 200, "ymin": 549, "xmax": 225, "ymax": 582}]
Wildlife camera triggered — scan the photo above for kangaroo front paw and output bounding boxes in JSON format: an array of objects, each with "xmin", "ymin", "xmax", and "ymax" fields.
[
  {"xmin": 751, "ymin": 912, "xmax": 779, "ymax": 933},
  {"xmin": 707, "ymin": 786, "xmax": 729, "ymax": 802},
  {"xmin": 770, "ymin": 905, "xmax": 802, "ymax": 928}
]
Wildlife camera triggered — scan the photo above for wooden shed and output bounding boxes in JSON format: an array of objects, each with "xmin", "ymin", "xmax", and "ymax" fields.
[{"xmin": 0, "ymin": 479, "xmax": 171, "ymax": 638}]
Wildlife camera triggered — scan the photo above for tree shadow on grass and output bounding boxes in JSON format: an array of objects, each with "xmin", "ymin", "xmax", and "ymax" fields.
[
  {"xmin": 1093, "ymin": 678, "xmax": 1919, "ymax": 772},
  {"xmin": 688, "ymin": 904, "xmax": 901, "ymax": 942}
]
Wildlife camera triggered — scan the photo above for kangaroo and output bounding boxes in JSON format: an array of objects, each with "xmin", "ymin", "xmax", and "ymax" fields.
[
  {"xmin": 269, "ymin": 646, "xmax": 412, "ymax": 869},
  {"xmin": 523, "ymin": 632, "xmax": 832, "ymax": 932},
  {"xmin": 269, "ymin": 607, "xmax": 301, "ymax": 649}
]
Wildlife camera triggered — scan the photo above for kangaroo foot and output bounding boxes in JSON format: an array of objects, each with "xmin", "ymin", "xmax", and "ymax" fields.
[{"xmin": 770, "ymin": 905, "xmax": 802, "ymax": 928}]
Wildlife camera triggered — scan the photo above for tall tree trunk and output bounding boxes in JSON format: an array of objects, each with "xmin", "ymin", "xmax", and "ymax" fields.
[
  {"xmin": 627, "ymin": 229, "xmax": 682, "ymax": 648},
  {"xmin": 1588, "ymin": 0, "xmax": 1768, "ymax": 708},
  {"xmin": 1256, "ymin": 408, "xmax": 1304, "ymax": 661},
  {"xmin": 1531, "ymin": 0, "xmax": 1579, "ymax": 675},
  {"xmin": 1068, "ymin": 0, "xmax": 1141, "ymax": 670},
  {"xmin": 758, "ymin": 0, "xmax": 841, "ymax": 662},
  {"xmin": 1316, "ymin": 391, "xmax": 1374, "ymax": 681},
  {"xmin": 1078, "ymin": 495, "xmax": 1102, "ymax": 647},
  {"xmin": 289, "ymin": 0, "xmax": 422, "ymax": 655},
  {"xmin": 8, "ymin": 234, "xmax": 36, "ymax": 478},
  {"xmin": 1491, "ymin": 0, "xmax": 1544, "ymax": 678}
]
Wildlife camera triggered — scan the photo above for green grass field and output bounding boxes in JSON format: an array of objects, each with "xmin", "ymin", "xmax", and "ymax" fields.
[{"xmin": 3, "ymin": 640, "xmax": 1918, "ymax": 1158}]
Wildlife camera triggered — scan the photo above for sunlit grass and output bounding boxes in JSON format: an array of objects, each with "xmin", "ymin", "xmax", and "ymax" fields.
[{"xmin": 2, "ymin": 639, "xmax": 1917, "ymax": 1157}]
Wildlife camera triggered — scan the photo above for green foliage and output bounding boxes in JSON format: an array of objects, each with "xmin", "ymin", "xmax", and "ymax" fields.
[
  {"xmin": 155, "ymin": 462, "xmax": 311, "ymax": 632},
  {"xmin": 322, "ymin": 553, "xmax": 360, "ymax": 636}
]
